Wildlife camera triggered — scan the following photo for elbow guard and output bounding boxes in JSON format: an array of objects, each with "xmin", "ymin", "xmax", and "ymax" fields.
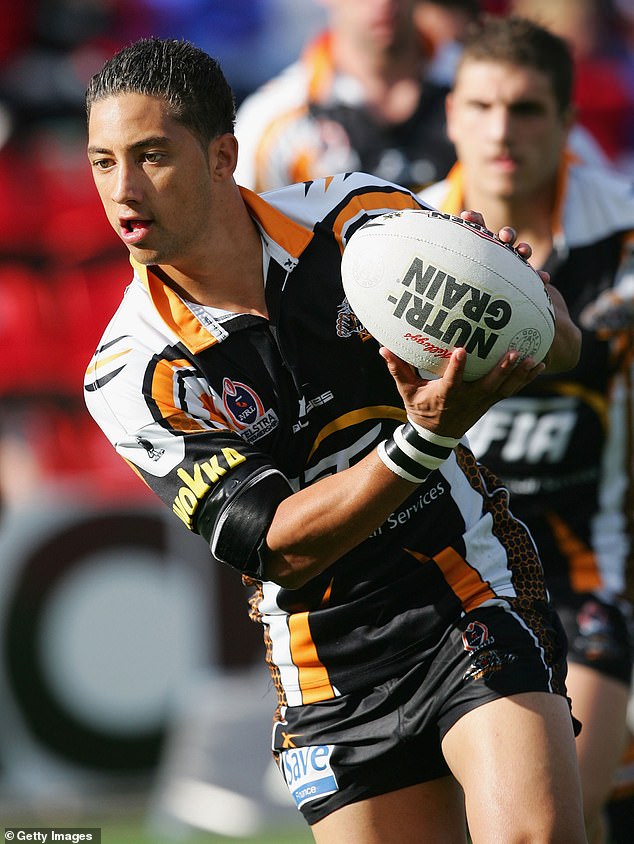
[{"xmin": 195, "ymin": 465, "xmax": 293, "ymax": 580}]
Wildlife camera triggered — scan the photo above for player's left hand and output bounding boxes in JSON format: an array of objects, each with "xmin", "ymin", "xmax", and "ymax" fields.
[
  {"xmin": 380, "ymin": 345, "xmax": 544, "ymax": 440},
  {"xmin": 460, "ymin": 210, "xmax": 550, "ymax": 286}
]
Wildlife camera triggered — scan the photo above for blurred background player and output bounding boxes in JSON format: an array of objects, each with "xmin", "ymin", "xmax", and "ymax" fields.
[
  {"xmin": 421, "ymin": 15, "xmax": 634, "ymax": 843},
  {"xmin": 414, "ymin": 0, "xmax": 480, "ymax": 86},
  {"xmin": 234, "ymin": 0, "xmax": 458, "ymax": 193},
  {"xmin": 510, "ymin": 0, "xmax": 634, "ymax": 175}
]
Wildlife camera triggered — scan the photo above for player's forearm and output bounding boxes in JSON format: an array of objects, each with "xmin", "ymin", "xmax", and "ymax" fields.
[{"xmin": 262, "ymin": 451, "xmax": 418, "ymax": 588}]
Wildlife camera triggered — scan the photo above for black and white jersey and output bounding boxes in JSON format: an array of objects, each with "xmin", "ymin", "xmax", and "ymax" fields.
[
  {"xmin": 234, "ymin": 31, "xmax": 455, "ymax": 193},
  {"xmin": 422, "ymin": 158, "xmax": 634, "ymax": 602},
  {"xmin": 85, "ymin": 173, "xmax": 554, "ymax": 708}
]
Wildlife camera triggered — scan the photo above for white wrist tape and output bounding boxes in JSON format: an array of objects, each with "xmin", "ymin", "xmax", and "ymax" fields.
[{"xmin": 377, "ymin": 420, "xmax": 460, "ymax": 484}]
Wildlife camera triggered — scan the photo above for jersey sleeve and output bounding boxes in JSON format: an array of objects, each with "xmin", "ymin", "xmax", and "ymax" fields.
[{"xmin": 84, "ymin": 341, "xmax": 292, "ymax": 580}]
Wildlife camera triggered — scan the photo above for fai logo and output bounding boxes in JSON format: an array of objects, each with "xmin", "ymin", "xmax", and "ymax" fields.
[
  {"xmin": 462, "ymin": 620, "xmax": 494, "ymax": 653},
  {"xmin": 222, "ymin": 377, "xmax": 279, "ymax": 444}
]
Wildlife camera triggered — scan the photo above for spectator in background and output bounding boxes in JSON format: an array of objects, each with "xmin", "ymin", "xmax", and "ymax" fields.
[
  {"xmin": 234, "ymin": 0, "xmax": 457, "ymax": 193},
  {"xmin": 420, "ymin": 16, "xmax": 634, "ymax": 843}
]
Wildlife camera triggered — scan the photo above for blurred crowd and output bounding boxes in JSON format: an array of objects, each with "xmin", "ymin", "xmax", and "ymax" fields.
[
  {"xmin": 0, "ymin": 0, "xmax": 632, "ymax": 510},
  {"xmin": 0, "ymin": 0, "xmax": 326, "ymax": 508}
]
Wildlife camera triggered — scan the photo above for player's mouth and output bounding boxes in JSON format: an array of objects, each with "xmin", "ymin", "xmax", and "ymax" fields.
[
  {"xmin": 119, "ymin": 217, "xmax": 153, "ymax": 245},
  {"xmin": 490, "ymin": 154, "xmax": 519, "ymax": 173}
]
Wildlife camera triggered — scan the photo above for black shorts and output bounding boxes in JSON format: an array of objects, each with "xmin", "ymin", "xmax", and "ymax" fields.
[
  {"xmin": 552, "ymin": 591, "xmax": 634, "ymax": 685},
  {"xmin": 272, "ymin": 602, "xmax": 572, "ymax": 825}
]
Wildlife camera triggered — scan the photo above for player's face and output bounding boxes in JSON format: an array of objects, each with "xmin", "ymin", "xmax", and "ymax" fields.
[
  {"xmin": 446, "ymin": 60, "xmax": 572, "ymax": 202},
  {"xmin": 87, "ymin": 93, "xmax": 217, "ymax": 267}
]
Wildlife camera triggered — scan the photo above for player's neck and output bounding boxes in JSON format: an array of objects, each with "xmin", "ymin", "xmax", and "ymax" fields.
[
  {"xmin": 156, "ymin": 205, "xmax": 267, "ymax": 317},
  {"xmin": 462, "ymin": 188, "xmax": 556, "ymax": 270}
]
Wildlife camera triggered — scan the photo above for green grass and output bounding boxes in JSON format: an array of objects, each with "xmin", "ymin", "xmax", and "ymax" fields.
[{"xmin": 99, "ymin": 824, "xmax": 311, "ymax": 843}]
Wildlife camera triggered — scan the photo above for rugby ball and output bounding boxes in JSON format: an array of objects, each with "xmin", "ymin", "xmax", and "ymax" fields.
[{"xmin": 341, "ymin": 209, "xmax": 555, "ymax": 381}]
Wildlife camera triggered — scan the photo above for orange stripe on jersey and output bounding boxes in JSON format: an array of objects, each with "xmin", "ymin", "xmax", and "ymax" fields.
[
  {"xmin": 85, "ymin": 346, "xmax": 131, "ymax": 375},
  {"xmin": 241, "ymin": 186, "xmax": 314, "ymax": 259},
  {"xmin": 436, "ymin": 163, "xmax": 465, "ymax": 215},
  {"xmin": 308, "ymin": 405, "xmax": 406, "ymax": 460},
  {"xmin": 251, "ymin": 103, "xmax": 312, "ymax": 192},
  {"xmin": 407, "ymin": 546, "xmax": 497, "ymax": 611},
  {"xmin": 289, "ymin": 149, "xmax": 317, "ymax": 186},
  {"xmin": 332, "ymin": 190, "xmax": 421, "ymax": 253},
  {"xmin": 551, "ymin": 151, "xmax": 576, "ymax": 242},
  {"xmin": 131, "ymin": 259, "xmax": 221, "ymax": 354},
  {"xmin": 547, "ymin": 512, "xmax": 602, "ymax": 593},
  {"xmin": 151, "ymin": 358, "xmax": 208, "ymax": 433},
  {"xmin": 321, "ymin": 577, "xmax": 333, "ymax": 606},
  {"xmin": 123, "ymin": 459, "xmax": 150, "ymax": 486},
  {"xmin": 545, "ymin": 380, "xmax": 609, "ymax": 433},
  {"xmin": 304, "ymin": 31, "xmax": 335, "ymax": 104},
  {"xmin": 288, "ymin": 612, "xmax": 335, "ymax": 704}
]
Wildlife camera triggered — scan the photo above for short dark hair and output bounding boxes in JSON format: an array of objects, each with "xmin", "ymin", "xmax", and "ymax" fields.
[
  {"xmin": 456, "ymin": 15, "xmax": 574, "ymax": 114},
  {"xmin": 86, "ymin": 38, "xmax": 236, "ymax": 147}
]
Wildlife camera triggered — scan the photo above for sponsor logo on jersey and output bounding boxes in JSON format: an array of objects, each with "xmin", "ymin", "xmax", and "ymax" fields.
[
  {"xmin": 222, "ymin": 377, "xmax": 279, "ymax": 444},
  {"xmin": 172, "ymin": 448, "xmax": 247, "ymax": 528},
  {"xmin": 292, "ymin": 390, "xmax": 335, "ymax": 432},
  {"xmin": 134, "ymin": 437, "xmax": 165, "ymax": 462},
  {"xmin": 388, "ymin": 257, "xmax": 512, "ymax": 360},
  {"xmin": 370, "ymin": 481, "xmax": 446, "ymax": 535},
  {"xmin": 281, "ymin": 744, "xmax": 339, "ymax": 809},
  {"xmin": 467, "ymin": 400, "xmax": 578, "ymax": 465}
]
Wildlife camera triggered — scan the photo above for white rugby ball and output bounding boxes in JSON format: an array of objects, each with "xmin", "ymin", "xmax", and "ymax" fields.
[{"xmin": 341, "ymin": 209, "xmax": 555, "ymax": 381}]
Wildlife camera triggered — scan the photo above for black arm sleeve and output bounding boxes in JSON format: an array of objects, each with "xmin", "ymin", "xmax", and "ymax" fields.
[{"xmin": 195, "ymin": 464, "xmax": 293, "ymax": 580}]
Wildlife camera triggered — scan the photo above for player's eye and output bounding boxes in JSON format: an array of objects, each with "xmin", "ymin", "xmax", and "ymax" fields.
[
  {"xmin": 92, "ymin": 158, "xmax": 115, "ymax": 170},
  {"xmin": 143, "ymin": 151, "xmax": 165, "ymax": 164},
  {"xmin": 511, "ymin": 102, "xmax": 545, "ymax": 117}
]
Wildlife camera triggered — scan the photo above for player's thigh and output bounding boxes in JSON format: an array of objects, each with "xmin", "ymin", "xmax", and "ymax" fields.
[
  {"xmin": 566, "ymin": 662, "xmax": 630, "ymax": 811},
  {"xmin": 441, "ymin": 691, "xmax": 586, "ymax": 844},
  {"xmin": 310, "ymin": 776, "xmax": 466, "ymax": 844}
]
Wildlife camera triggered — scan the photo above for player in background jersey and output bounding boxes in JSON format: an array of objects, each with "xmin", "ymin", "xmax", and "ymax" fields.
[
  {"xmin": 84, "ymin": 36, "xmax": 586, "ymax": 842},
  {"xmin": 234, "ymin": 0, "xmax": 458, "ymax": 194},
  {"xmin": 420, "ymin": 15, "xmax": 634, "ymax": 844}
]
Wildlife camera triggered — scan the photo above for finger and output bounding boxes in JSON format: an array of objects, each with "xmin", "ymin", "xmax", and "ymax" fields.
[
  {"xmin": 379, "ymin": 347, "xmax": 421, "ymax": 387},
  {"xmin": 460, "ymin": 209, "xmax": 485, "ymax": 228},
  {"xmin": 486, "ymin": 352, "xmax": 545, "ymax": 396},
  {"xmin": 440, "ymin": 346, "xmax": 467, "ymax": 388},
  {"xmin": 497, "ymin": 225, "xmax": 517, "ymax": 245}
]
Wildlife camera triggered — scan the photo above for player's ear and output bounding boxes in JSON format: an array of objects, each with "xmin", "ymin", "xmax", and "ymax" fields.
[{"xmin": 209, "ymin": 133, "xmax": 238, "ymax": 180}]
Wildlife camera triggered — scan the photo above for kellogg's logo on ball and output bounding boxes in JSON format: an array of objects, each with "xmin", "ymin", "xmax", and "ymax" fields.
[{"xmin": 387, "ymin": 256, "xmax": 512, "ymax": 363}]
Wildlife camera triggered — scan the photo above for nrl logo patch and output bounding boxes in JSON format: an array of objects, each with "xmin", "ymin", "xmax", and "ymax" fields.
[{"xmin": 222, "ymin": 377, "xmax": 279, "ymax": 444}]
